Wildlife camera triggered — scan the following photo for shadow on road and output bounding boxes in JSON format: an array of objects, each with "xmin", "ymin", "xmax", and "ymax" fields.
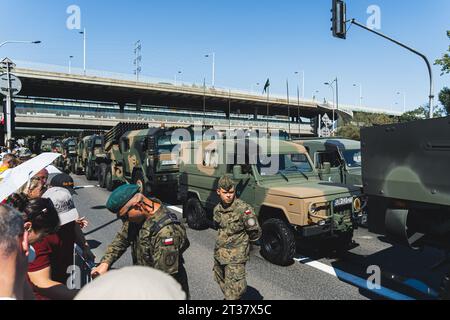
[
  {"xmin": 84, "ymin": 218, "xmax": 120, "ymax": 236},
  {"xmin": 91, "ymin": 205, "xmax": 107, "ymax": 210},
  {"xmin": 241, "ymin": 286, "xmax": 264, "ymax": 301}
]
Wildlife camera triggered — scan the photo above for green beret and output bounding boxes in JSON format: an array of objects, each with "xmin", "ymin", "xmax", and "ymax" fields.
[
  {"xmin": 218, "ymin": 175, "xmax": 235, "ymax": 191},
  {"xmin": 106, "ymin": 184, "xmax": 140, "ymax": 214}
]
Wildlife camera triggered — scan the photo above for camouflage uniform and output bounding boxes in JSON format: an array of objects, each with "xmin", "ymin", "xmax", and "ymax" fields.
[
  {"xmin": 213, "ymin": 176, "xmax": 262, "ymax": 300},
  {"xmin": 101, "ymin": 198, "xmax": 190, "ymax": 296}
]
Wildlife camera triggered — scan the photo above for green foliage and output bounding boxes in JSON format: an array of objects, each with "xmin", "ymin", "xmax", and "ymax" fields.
[
  {"xmin": 435, "ymin": 30, "xmax": 450, "ymax": 76},
  {"xmin": 399, "ymin": 104, "xmax": 446, "ymax": 123},
  {"xmin": 336, "ymin": 124, "xmax": 360, "ymax": 141},
  {"xmin": 439, "ymin": 87, "xmax": 450, "ymax": 115}
]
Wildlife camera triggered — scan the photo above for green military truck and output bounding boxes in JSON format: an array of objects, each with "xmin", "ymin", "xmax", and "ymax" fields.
[
  {"xmin": 75, "ymin": 134, "xmax": 106, "ymax": 180},
  {"xmin": 40, "ymin": 139, "xmax": 53, "ymax": 153},
  {"xmin": 60, "ymin": 138, "xmax": 78, "ymax": 173},
  {"xmin": 361, "ymin": 117, "xmax": 450, "ymax": 298},
  {"xmin": 178, "ymin": 138, "xmax": 364, "ymax": 266},
  {"xmin": 98, "ymin": 123, "xmax": 187, "ymax": 196},
  {"xmin": 293, "ymin": 138, "xmax": 366, "ymax": 225}
]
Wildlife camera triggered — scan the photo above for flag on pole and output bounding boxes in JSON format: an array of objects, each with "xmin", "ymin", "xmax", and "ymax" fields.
[{"xmin": 263, "ymin": 79, "xmax": 270, "ymax": 94}]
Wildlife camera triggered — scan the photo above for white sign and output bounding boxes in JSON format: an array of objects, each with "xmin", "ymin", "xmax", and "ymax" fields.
[
  {"xmin": 322, "ymin": 114, "xmax": 332, "ymax": 127},
  {"xmin": 0, "ymin": 73, "xmax": 22, "ymax": 96},
  {"xmin": 321, "ymin": 128, "xmax": 331, "ymax": 137}
]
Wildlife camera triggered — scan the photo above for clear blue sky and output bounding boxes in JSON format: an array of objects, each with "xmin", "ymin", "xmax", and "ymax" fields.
[{"xmin": 1, "ymin": 0, "xmax": 449, "ymax": 112}]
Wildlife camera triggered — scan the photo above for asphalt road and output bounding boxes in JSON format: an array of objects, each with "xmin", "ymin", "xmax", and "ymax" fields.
[{"xmin": 71, "ymin": 174, "xmax": 448, "ymax": 300}]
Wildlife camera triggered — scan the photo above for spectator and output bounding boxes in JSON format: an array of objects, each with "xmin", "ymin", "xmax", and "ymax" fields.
[
  {"xmin": 28, "ymin": 187, "xmax": 94, "ymax": 300},
  {"xmin": 0, "ymin": 154, "xmax": 18, "ymax": 174},
  {"xmin": 75, "ymin": 266, "xmax": 186, "ymax": 300},
  {"xmin": 21, "ymin": 169, "xmax": 49, "ymax": 200},
  {"xmin": 0, "ymin": 205, "xmax": 31, "ymax": 300},
  {"xmin": 22, "ymin": 198, "xmax": 60, "ymax": 245}
]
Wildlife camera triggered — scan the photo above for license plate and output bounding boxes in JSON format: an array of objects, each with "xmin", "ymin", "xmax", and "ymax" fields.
[{"xmin": 334, "ymin": 197, "xmax": 353, "ymax": 208}]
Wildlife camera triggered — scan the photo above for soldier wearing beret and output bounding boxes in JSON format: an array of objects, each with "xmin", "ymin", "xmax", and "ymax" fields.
[
  {"xmin": 213, "ymin": 175, "xmax": 262, "ymax": 300},
  {"xmin": 91, "ymin": 184, "xmax": 190, "ymax": 296}
]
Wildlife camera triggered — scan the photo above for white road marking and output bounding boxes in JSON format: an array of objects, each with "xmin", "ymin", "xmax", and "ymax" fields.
[
  {"xmin": 74, "ymin": 185, "xmax": 98, "ymax": 189},
  {"xmin": 295, "ymin": 256, "xmax": 415, "ymax": 300},
  {"xmin": 165, "ymin": 204, "xmax": 417, "ymax": 301}
]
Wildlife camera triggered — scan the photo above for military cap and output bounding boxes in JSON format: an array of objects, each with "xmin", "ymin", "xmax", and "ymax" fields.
[
  {"xmin": 217, "ymin": 175, "xmax": 235, "ymax": 191},
  {"xmin": 106, "ymin": 184, "xmax": 140, "ymax": 214}
]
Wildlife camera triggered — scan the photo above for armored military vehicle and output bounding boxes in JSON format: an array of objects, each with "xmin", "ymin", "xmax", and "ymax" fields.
[
  {"xmin": 98, "ymin": 122, "xmax": 191, "ymax": 195},
  {"xmin": 361, "ymin": 117, "xmax": 450, "ymax": 298},
  {"xmin": 178, "ymin": 138, "xmax": 364, "ymax": 266},
  {"xmin": 40, "ymin": 139, "xmax": 53, "ymax": 153},
  {"xmin": 75, "ymin": 134, "xmax": 106, "ymax": 180}
]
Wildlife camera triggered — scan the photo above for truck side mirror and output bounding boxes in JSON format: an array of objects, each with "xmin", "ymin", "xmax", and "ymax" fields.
[{"xmin": 322, "ymin": 162, "xmax": 331, "ymax": 175}]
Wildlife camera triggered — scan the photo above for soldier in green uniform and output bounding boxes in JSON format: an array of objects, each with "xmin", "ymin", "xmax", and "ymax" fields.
[
  {"xmin": 213, "ymin": 175, "xmax": 262, "ymax": 300},
  {"xmin": 91, "ymin": 184, "xmax": 190, "ymax": 296}
]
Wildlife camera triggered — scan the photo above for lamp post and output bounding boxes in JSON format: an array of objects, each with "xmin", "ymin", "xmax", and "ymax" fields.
[
  {"xmin": 0, "ymin": 40, "xmax": 41, "ymax": 48},
  {"xmin": 294, "ymin": 70, "xmax": 305, "ymax": 99},
  {"xmin": 204, "ymin": 52, "xmax": 215, "ymax": 88},
  {"xmin": 397, "ymin": 91, "xmax": 406, "ymax": 113},
  {"xmin": 69, "ymin": 55, "xmax": 74, "ymax": 74},
  {"xmin": 79, "ymin": 28, "xmax": 86, "ymax": 75},
  {"xmin": 324, "ymin": 78, "xmax": 338, "ymax": 136},
  {"xmin": 353, "ymin": 83, "xmax": 363, "ymax": 109},
  {"xmin": 175, "ymin": 71, "xmax": 182, "ymax": 86}
]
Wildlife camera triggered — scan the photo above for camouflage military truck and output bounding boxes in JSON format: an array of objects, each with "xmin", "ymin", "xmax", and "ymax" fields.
[
  {"xmin": 59, "ymin": 138, "xmax": 78, "ymax": 173},
  {"xmin": 178, "ymin": 138, "xmax": 364, "ymax": 266},
  {"xmin": 293, "ymin": 138, "xmax": 367, "ymax": 226},
  {"xmin": 75, "ymin": 134, "xmax": 106, "ymax": 180},
  {"xmin": 98, "ymin": 123, "xmax": 189, "ymax": 195},
  {"xmin": 361, "ymin": 117, "xmax": 450, "ymax": 298}
]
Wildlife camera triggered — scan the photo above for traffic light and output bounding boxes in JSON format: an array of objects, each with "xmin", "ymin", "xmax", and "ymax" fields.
[{"xmin": 331, "ymin": 0, "xmax": 347, "ymax": 39}]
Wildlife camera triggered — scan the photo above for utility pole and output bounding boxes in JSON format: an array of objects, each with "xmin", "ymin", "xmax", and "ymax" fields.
[
  {"xmin": 0, "ymin": 59, "xmax": 17, "ymax": 146},
  {"xmin": 134, "ymin": 40, "xmax": 142, "ymax": 81},
  {"xmin": 79, "ymin": 28, "xmax": 86, "ymax": 75}
]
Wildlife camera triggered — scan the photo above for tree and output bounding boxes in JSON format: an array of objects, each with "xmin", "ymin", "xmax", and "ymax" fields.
[
  {"xmin": 435, "ymin": 30, "xmax": 450, "ymax": 76},
  {"xmin": 439, "ymin": 87, "xmax": 450, "ymax": 115},
  {"xmin": 399, "ymin": 104, "xmax": 445, "ymax": 123},
  {"xmin": 336, "ymin": 124, "xmax": 361, "ymax": 141}
]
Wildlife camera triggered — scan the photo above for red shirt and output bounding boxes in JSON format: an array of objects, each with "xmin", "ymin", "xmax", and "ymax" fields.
[{"xmin": 28, "ymin": 222, "xmax": 76, "ymax": 300}]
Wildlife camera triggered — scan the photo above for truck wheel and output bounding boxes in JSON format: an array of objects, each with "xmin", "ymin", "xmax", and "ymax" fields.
[
  {"xmin": 85, "ymin": 164, "xmax": 94, "ymax": 180},
  {"xmin": 98, "ymin": 163, "xmax": 107, "ymax": 188},
  {"xmin": 260, "ymin": 218, "xmax": 296, "ymax": 266},
  {"xmin": 105, "ymin": 167, "xmax": 116, "ymax": 192},
  {"xmin": 334, "ymin": 230, "xmax": 354, "ymax": 250},
  {"xmin": 133, "ymin": 170, "xmax": 150, "ymax": 196},
  {"xmin": 75, "ymin": 162, "xmax": 83, "ymax": 175},
  {"xmin": 439, "ymin": 274, "xmax": 450, "ymax": 300},
  {"xmin": 184, "ymin": 197, "xmax": 208, "ymax": 230}
]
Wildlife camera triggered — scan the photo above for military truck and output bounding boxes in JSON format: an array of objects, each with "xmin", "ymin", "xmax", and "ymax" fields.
[
  {"xmin": 98, "ymin": 123, "xmax": 190, "ymax": 195},
  {"xmin": 293, "ymin": 138, "xmax": 367, "ymax": 226},
  {"xmin": 361, "ymin": 117, "xmax": 450, "ymax": 298},
  {"xmin": 40, "ymin": 139, "xmax": 53, "ymax": 153},
  {"xmin": 60, "ymin": 138, "xmax": 78, "ymax": 173},
  {"xmin": 75, "ymin": 134, "xmax": 106, "ymax": 180},
  {"xmin": 178, "ymin": 138, "xmax": 364, "ymax": 266}
]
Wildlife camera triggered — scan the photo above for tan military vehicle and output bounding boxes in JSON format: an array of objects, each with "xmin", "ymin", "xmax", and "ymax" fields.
[{"xmin": 178, "ymin": 138, "xmax": 364, "ymax": 266}]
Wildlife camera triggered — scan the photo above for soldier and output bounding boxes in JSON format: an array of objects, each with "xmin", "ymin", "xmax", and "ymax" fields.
[
  {"xmin": 213, "ymin": 175, "xmax": 262, "ymax": 300},
  {"xmin": 91, "ymin": 184, "xmax": 190, "ymax": 297}
]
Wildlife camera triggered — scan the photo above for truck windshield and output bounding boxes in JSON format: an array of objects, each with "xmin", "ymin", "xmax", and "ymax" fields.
[
  {"xmin": 342, "ymin": 149, "xmax": 362, "ymax": 168},
  {"xmin": 157, "ymin": 134, "xmax": 176, "ymax": 154},
  {"xmin": 256, "ymin": 153, "xmax": 313, "ymax": 178},
  {"xmin": 94, "ymin": 139, "xmax": 103, "ymax": 148}
]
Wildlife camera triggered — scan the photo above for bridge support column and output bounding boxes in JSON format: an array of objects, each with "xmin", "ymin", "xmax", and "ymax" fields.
[
  {"xmin": 136, "ymin": 98, "xmax": 142, "ymax": 113},
  {"xmin": 118, "ymin": 102, "xmax": 125, "ymax": 114},
  {"xmin": 254, "ymin": 107, "xmax": 258, "ymax": 120}
]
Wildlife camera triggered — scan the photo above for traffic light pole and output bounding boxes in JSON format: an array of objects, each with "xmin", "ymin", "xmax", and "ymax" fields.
[
  {"xmin": 1, "ymin": 60, "xmax": 13, "ymax": 147},
  {"xmin": 349, "ymin": 19, "xmax": 435, "ymax": 118}
]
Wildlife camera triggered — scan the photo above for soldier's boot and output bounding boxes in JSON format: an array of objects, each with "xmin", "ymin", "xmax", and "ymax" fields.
[{"xmin": 223, "ymin": 264, "xmax": 247, "ymax": 301}]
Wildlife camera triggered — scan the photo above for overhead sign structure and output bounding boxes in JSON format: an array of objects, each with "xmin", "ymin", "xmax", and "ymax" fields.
[{"xmin": 0, "ymin": 73, "xmax": 22, "ymax": 97}]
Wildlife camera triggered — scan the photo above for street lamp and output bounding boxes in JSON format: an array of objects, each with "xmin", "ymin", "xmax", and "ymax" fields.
[
  {"xmin": 175, "ymin": 71, "xmax": 182, "ymax": 86},
  {"xmin": 312, "ymin": 90, "xmax": 319, "ymax": 101},
  {"xmin": 69, "ymin": 55, "xmax": 74, "ymax": 74},
  {"xmin": 325, "ymin": 78, "xmax": 338, "ymax": 136},
  {"xmin": 294, "ymin": 71, "xmax": 305, "ymax": 99},
  {"xmin": 353, "ymin": 83, "xmax": 363, "ymax": 109},
  {"xmin": 251, "ymin": 82, "xmax": 260, "ymax": 94},
  {"xmin": 0, "ymin": 40, "xmax": 41, "ymax": 48},
  {"xmin": 397, "ymin": 91, "xmax": 406, "ymax": 113},
  {"xmin": 79, "ymin": 28, "xmax": 86, "ymax": 75},
  {"xmin": 204, "ymin": 52, "xmax": 215, "ymax": 88}
]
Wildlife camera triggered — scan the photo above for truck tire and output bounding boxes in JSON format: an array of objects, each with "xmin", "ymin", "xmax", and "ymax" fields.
[
  {"xmin": 132, "ymin": 170, "xmax": 149, "ymax": 196},
  {"xmin": 85, "ymin": 164, "xmax": 94, "ymax": 181},
  {"xmin": 334, "ymin": 230, "xmax": 354, "ymax": 250},
  {"xmin": 98, "ymin": 163, "xmax": 107, "ymax": 188},
  {"xmin": 184, "ymin": 197, "xmax": 208, "ymax": 230},
  {"xmin": 260, "ymin": 218, "xmax": 296, "ymax": 266},
  {"xmin": 105, "ymin": 166, "xmax": 116, "ymax": 192}
]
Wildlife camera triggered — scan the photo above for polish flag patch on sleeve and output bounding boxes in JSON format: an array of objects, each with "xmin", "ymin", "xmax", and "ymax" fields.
[
  {"xmin": 163, "ymin": 238, "xmax": 174, "ymax": 246},
  {"xmin": 245, "ymin": 210, "xmax": 252, "ymax": 215}
]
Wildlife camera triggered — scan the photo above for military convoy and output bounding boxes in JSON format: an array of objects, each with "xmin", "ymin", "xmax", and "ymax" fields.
[
  {"xmin": 75, "ymin": 134, "xmax": 106, "ymax": 180},
  {"xmin": 178, "ymin": 138, "xmax": 364, "ymax": 265}
]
